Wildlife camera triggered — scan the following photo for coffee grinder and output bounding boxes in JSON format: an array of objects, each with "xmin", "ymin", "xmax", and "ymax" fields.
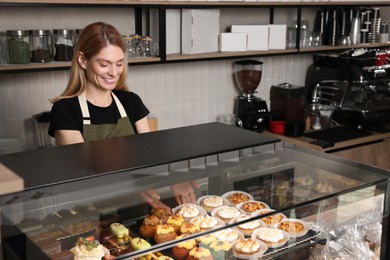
[{"xmin": 234, "ymin": 59, "xmax": 270, "ymax": 132}]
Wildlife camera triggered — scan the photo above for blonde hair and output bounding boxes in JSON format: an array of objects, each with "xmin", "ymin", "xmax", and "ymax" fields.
[{"xmin": 51, "ymin": 22, "xmax": 128, "ymax": 103}]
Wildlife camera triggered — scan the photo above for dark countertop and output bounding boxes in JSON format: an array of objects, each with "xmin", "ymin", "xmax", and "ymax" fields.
[{"xmin": 0, "ymin": 122, "xmax": 279, "ymax": 194}]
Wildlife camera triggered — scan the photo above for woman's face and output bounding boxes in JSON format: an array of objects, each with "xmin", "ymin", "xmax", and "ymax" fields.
[{"xmin": 83, "ymin": 44, "xmax": 124, "ymax": 91}]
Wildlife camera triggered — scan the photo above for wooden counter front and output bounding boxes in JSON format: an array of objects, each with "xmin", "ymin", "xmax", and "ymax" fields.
[{"xmin": 265, "ymin": 129, "xmax": 390, "ymax": 170}]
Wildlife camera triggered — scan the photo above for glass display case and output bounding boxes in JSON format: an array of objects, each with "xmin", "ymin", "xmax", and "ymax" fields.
[{"xmin": 0, "ymin": 123, "xmax": 388, "ymax": 260}]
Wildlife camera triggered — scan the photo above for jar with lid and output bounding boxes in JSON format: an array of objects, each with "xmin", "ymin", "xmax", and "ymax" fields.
[
  {"xmin": 140, "ymin": 36, "xmax": 158, "ymax": 57},
  {"xmin": 28, "ymin": 30, "xmax": 51, "ymax": 63},
  {"xmin": 124, "ymin": 35, "xmax": 137, "ymax": 58},
  {"xmin": 6, "ymin": 30, "xmax": 30, "ymax": 64},
  {"xmin": 52, "ymin": 29, "xmax": 74, "ymax": 61}
]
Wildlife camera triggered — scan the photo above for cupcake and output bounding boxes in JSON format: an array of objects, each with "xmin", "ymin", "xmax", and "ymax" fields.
[
  {"xmin": 151, "ymin": 207, "xmax": 172, "ymax": 224},
  {"xmin": 154, "ymin": 224, "xmax": 177, "ymax": 244},
  {"xmin": 190, "ymin": 215, "xmax": 221, "ymax": 232},
  {"xmin": 232, "ymin": 238, "xmax": 267, "ymax": 259},
  {"xmin": 198, "ymin": 195, "xmax": 227, "ymax": 213},
  {"xmin": 186, "ymin": 247, "xmax": 213, "ymax": 260},
  {"xmin": 70, "ymin": 236, "xmax": 110, "ymax": 260},
  {"xmin": 209, "ymin": 240, "xmax": 231, "ymax": 260},
  {"xmin": 212, "ymin": 206, "xmax": 241, "ymax": 224},
  {"xmin": 172, "ymin": 235, "xmax": 197, "ymax": 260},
  {"xmin": 139, "ymin": 215, "xmax": 162, "ymax": 239},
  {"xmin": 180, "ymin": 222, "xmax": 201, "ymax": 235},
  {"xmin": 231, "ymin": 214, "xmax": 266, "ymax": 236},
  {"xmin": 167, "ymin": 214, "xmax": 184, "ymax": 233},
  {"xmin": 196, "ymin": 234, "xmax": 217, "ymax": 250}
]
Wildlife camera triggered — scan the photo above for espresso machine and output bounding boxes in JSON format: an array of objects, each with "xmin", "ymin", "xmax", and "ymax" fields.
[{"xmin": 234, "ymin": 60, "xmax": 270, "ymax": 132}]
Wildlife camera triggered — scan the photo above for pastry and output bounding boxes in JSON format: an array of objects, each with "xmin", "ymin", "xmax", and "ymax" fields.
[
  {"xmin": 154, "ymin": 224, "xmax": 177, "ymax": 244},
  {"xmin": 232, "ymin": 238, "xmax": 265, "ymax": 259},
  {"xmin": 233, "ymin": 214, "xmax": 264, "ymax": 236},
  {"xmin": 238, "ymin": 201, "xmax": 268, "ymax": 214},
  {"xmin": 253, "ymin": 227, "xmax": 288, "ymax": 248},
  {"xmin": 213, "ymin": 206, "xmax": 241, "ymax": 224},
  {"xmin": 151, "ymin": 207, "xmax": 172, "ymax": 224},
  {"xmin": 110, "ymin": 223, "xmax": 131, "ymax": 245},
  {"xmin": 186, "ymin": 247, "xmax": 213, "ymax": 260},
  {"xmin": 70, "ymin": 236, "xmax": 110, "ymax": 260},
  {"xmin": 131, "ymin": 237, "xmax": 158, "ymax": 259},
  {"xmin": 199, "ymin": 196, "xmax": 226, "ymax": 212},
  {"xmin": 225, "ymin": 192, "xmax": 251, "ymax": 205},
  {"xmin": 139, "ymin": 215, "xmax": 162, "ymax": 239},
  {"xmin": 176, "ymin": 204, "xmax": 202, "ymax": 222},
  {"xmin": 209, "ymin": 240, "xmax": 231, "ymax": 260},
  {"xmin": 172, "ymin": 235, "xmax": 197, "ymax": 260},
  {"xmin": 256, "ymin": 209, "xmax": 285, "ymax": 227},
  {"xmin": 190, "ymin": 215, "xmax": 220, "ymax": 231},
  {"xmin": 277, "ymin": 219, "xmax": 308, "ymax": 237},
  {"xmin": 180, "ymin": 222, "xmax": 201, "ymax": 235},
  {"xmin": 167, "ymin": 214, "xmax": 184, "ymax": 233},
  {"xmin": 196, "ymin": 234, "xmax": 217, "ymax": 249},
  {"xmin": 213, "ymin": 228, "xmax": 242, "ymax": 244}
]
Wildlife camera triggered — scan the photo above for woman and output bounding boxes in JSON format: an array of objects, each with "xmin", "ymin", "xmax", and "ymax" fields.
[
  {"xmin": 49, "ymin": 22, "xmax": 198, "ymax": 207},
  {"xmin": 49, "ymin": 22, "xmax": 150, "ymax": 145}
]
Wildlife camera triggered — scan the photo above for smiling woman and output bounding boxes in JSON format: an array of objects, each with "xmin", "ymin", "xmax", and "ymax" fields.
[{"xmin": 48, "ymin": 22, "xmax": 151, "ymax": 146}]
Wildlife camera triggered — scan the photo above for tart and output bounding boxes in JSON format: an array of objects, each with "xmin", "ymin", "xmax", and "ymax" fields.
[
  {"xmin": 172, "ymin": 235, "xmax": 197, "ymax": 260},
  {"xmin": 154, "ymin": 224, "xmax": 177, "ymax": 244},
  {"xmin": 232, "ymin": 238, "xmax": 267, "ymax": 259},
  {"xmin": 173, "ymin": 203, "xmax": 206, "ymax": 222},
  {"xmin": 253, "ymin": 209, "xmax": 286, "ymax": 227},
  {"xmin": 277, "ymin": 218, "xmax": 309, "ymax": 238},
  {"xmin": 236, "ymin": 200, "xmax": 269, "ymax": 214},
  {"xmin": 167, "ymin": 214, "xmax": 184, "ymax": 233},
  {"xmin": 211, "ymin": 206, "xmax": 241, "ymax": 224},
  {"xmin": 212, "ymin": 228, "xmax": 243, "ymax": 245},
  {"xmin": 230, "ymin": 214, "xmax": 266, "ymax": 236},
  {"xmin": 186, "ymin": 247, "xmax": 213, "ymax": 260},
  {"xmin": 190, "ymin": 215, "xmax": 222, "ymax": 232},
  {"xmin": 252, "ymin": 227, "xmax": 289, "ymax": 248},
  {"xmin": 180, "ymin": 222, "xmax": 201, "ymax": 235},
  {"xmin": 139, "ymin": 215, "xmax": 162, "ymax": 239},
  {"xmin": 222, "ymin": 191, "xmax": 253, "ymax": 206},
  {"xmin": 197, "ymin": 195, "xmax": 227, "ymax": 213}
]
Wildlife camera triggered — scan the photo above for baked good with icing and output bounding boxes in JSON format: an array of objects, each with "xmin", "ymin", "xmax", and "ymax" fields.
[
  {"xmin": 212, "ymin": 228, "xmax": 242, "ymax": 244},
  {"xmin": 185, "ymin": 247, "xmax": 213, "ymax": 260},
  {"xmin": 232, "ymin": 214, "xmax": 265, "ymax": 236},
  {"xmin": 180, "ymin": 222, "xmax": 201, "ymax": 235},
  {"xmin": 232, "ymin": 238, "xmax": 266, "ymax": 259},
  {"xmin": 209, "ymin": 240, "xmax": 231, "ymax": 260},
  {"xmin": 154, "ymin": 224, "xmax": 177, "ymax": 244},
  {"xmin": 151, "ymin": 207, "xmax": 172, "ymax": 224},
  {"xmin": 252, "ymin": 227, "xmax": 289, "ymax": 248},
  {"xmin": 167, "ymin": 214, "xmax": 184, "ymax": 233},
  {"xmin": 172, "ymin": 235, "xmax": 197, "ymax": 260},
  {"xmin": 198, "ymin": 195, "xmax": 226, "ymax": 212},
  {"xmin": 212, "ymin": 206, "xmax": 241, "ymax": 224},
  {"xmin": 70, "ymin": 236, "xmax": 110, "ymax": 260},
  {"xmin": 190, "ymin": 215, "xmax": 220, "ymax": 231},
  {"xmin": 139, "ymin": 215, "xmax": 162, "ymax": 239}
]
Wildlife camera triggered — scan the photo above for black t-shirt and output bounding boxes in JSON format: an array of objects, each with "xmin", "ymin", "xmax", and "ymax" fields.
[{"xmin": 48, "ymin": 90, "xmax": 149, "ymax": 137}]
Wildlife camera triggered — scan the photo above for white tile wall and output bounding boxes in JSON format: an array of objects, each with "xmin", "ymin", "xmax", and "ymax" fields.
[{"xmin": 0, "ymin": 54, "xmax": 313, "ymax": 150}]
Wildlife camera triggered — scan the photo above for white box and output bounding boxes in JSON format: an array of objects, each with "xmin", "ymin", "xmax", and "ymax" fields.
[
  {"xmin": 219, "ymin": 33, "xmax": 247, "ymax": 52},
  {"xmin": 166, "ymin": 9, "xmax": 181, "ymax": 54},
  {"xmin": 268, "ymin": 24, "xmax": 287, "ymax": 49},
  {"xmin": 182, "ymin": 9, "xmax": 220, "ymax": 54},
  {"xmin": 231, "ymin": 25, "xmax": 269, "ymax": 51}
]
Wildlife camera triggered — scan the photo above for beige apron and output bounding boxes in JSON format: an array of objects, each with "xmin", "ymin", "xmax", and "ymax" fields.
[{"xmin": 78, "ymin": 92, "xmax": 135, "ymax": 142}]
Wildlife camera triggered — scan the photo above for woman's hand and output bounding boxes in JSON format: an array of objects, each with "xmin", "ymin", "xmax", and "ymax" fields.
[
  {"xmin": 140, "ymin": 190, "xmax": 170, "ymax": 211},
  {"xmin": 170, "ymin": 181, "xmax": 201, "ymax": 205}
]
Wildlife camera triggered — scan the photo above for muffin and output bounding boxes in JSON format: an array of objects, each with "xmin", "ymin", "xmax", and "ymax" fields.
[
  {"xmin": 186, "ymin": 247, "xmax": 213, "ymax": 260},
  {"xmin": 154, "ymin": 224, "xmax": 177, "ymax": 244},
  {"xmin": 232, "ymin": 238, "xmax": 267, "ymax": 259},
  {"xmin": 139, "ymin": 215, "xmax": 162, "ymax": 239},
  {"xmin": 180, "ymin": 222, "xmax": 201, "ymax": 235},
  {"xmin": 190, "ymin": 215, "xmax": 221, "ymax": 232},
  {"xmin": 172, "ymin": 235, "xmax": 197, "ymax": 260},
  {"xmin": 212, "ymin": 206, "xmax": 241, "ymax": 224},
  {"xmin": 151, "ymin": 207, "xmax": 172, "ymax": 224},
  {"xmin": 198, "ymin": 195, "xmax": 227, "ymax": 213},
  {"xmin": 209, "ymin": 240, "xmax": 231, "ymax": 260},
  {"xmin": 167, "ymin": 214, "xmax": 184, "ymax": 233}
]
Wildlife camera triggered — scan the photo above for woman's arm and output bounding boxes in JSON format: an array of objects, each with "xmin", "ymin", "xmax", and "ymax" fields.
[
  {"xmin": 135, "ymin": 116, "xmax": 151, "ymax": 133},
  {"xmin": 54, "ymin": 130, "xmax": 84, "ymax": 146}
]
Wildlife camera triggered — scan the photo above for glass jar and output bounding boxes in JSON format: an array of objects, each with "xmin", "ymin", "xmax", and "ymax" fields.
[
  {"xmin": 140, "ymin": 36, "xmax": 158, "ymax": 57},
  {"xmin": 124, "ymin": 35, "xmax": 136, "ymax": 58},
  {"xmin": 6, "ymin": 30, "xmax": 30, "ymax": 64},
  {"xmin": 28, "ymin": 30, "xmax": 51, "ymax": 63},
  {"xmin": 0, "ymin": 31, "xmax": 8, "ymax": 64},
  {"xmin": 52, "ymin": 29, "xmax": 74, "ymax": 61}
]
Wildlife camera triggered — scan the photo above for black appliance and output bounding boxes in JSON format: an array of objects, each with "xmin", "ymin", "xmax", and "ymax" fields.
[
  {"xmin": 305, "ymin": 51, "xmax": 390, "ymax": 127},
  {"xmin": 234, "ymin": 60, "xmax": 270, "ymax": 132}
]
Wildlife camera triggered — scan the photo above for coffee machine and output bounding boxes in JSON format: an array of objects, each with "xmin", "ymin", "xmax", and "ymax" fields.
[{"xmin": 234, "ymin": 60, "xmax": 270, "ymax": 132}]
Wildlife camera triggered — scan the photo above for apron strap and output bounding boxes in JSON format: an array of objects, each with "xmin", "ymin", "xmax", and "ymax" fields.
[
  {"xmin": 78, "ymin": 92, "xmax": 127, "ymax": 125},
  {"xmin": 78, "ymin": 94, "xmax": 91, "ymax": 125}
]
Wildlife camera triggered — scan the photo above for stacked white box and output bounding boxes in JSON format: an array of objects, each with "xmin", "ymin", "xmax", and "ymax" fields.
[
  {"xmin": 219, "ymin": 33, "xmax": 247, "ymax": 52},
  {"xmin": 231, "ymin": 25, "xmax": 269, "ymax": 50},
  {"xmin": 182, "ymin": 9, "xmax": 220, "ymax": 54},
  {"xmin": 268, "ymin": 24, "xmax": 287, "ymax": 49}
]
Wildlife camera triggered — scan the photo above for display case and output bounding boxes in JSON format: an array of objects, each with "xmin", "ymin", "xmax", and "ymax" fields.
[{"xmin": 0, "ymin": 123, "xmax": 389, "ymax": 259}]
